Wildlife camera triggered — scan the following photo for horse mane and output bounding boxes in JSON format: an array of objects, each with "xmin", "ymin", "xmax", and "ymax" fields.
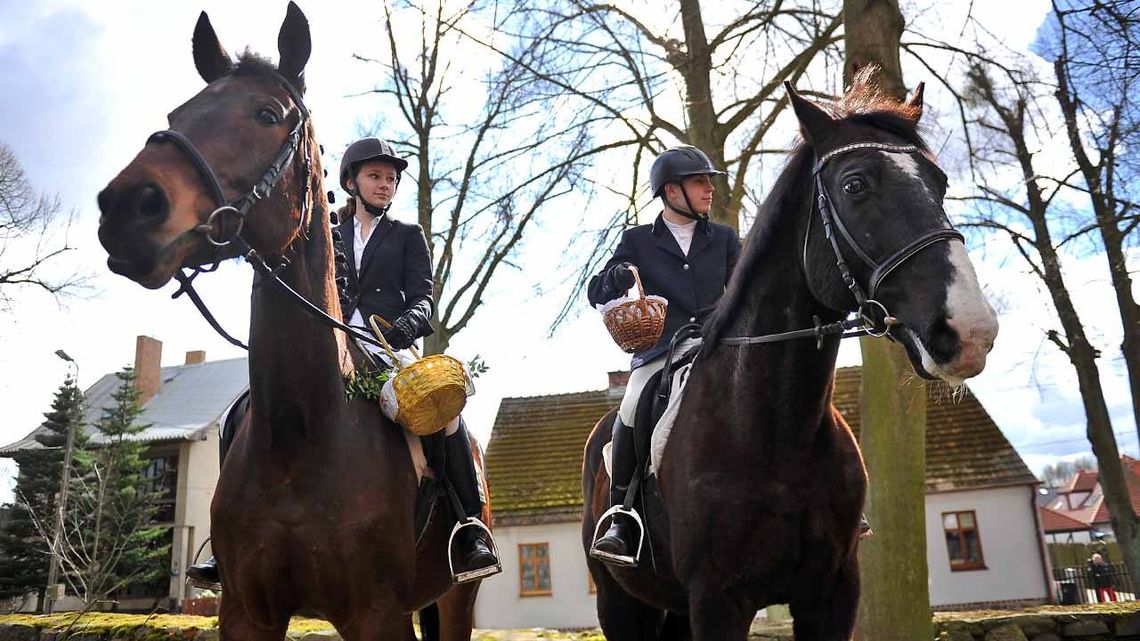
[
  {"xmin": 234, "ymin": 50, "xmax": 307, "ymax": 93},
  {"xmin": 702, "ymin": 73, "xmax": 928, "ymax": 346}
]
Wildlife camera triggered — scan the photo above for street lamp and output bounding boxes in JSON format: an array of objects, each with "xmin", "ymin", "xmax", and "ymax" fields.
[{"xmin": 44, "ymin": 349, "xmax": 79, "ymax": 614}]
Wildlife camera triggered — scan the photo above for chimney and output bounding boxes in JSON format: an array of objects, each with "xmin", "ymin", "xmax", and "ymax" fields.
[
  {"xmin": 607, "ymin": 370, "xmax": 630, "ymax": 400},
  {"xmin": 134, "ymin": 335, "xmax": 162, "ymax": 405},
  {"xmin": 185, "ymin": 350, "xmax": 206, "ymax": 365}
]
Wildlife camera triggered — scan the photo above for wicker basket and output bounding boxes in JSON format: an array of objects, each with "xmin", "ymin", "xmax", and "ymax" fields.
[
  {"xmin": 369, "ymin": 315, "xmax": 468, "ymax": 436},
  {"xmin": 602, "ymin": 266, "xmax": 667, "ymax": 353}
]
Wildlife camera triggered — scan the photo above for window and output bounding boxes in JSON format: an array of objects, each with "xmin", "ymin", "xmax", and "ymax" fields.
[
  {"xmin": 943, "ymin": 510, "xmax": 986, "ymax": 571},
  {"xmin": 142, "ymin": 455, "xmax": 178, "ymax": 524},
  {"xmin": 518, "ymin": 543, "xmax": 552, "ymax": 596}
]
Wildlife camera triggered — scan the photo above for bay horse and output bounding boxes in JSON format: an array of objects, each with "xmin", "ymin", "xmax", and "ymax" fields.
[
  {"xmin": 583, "ymin": 75, "xmax": 999, "ymax": 641},
  {"xmin": 96, "ymin": 5, "xmax": 484, "ymax": 639}
]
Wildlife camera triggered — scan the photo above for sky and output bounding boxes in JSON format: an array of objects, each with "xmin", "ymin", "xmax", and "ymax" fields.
[{"xmin": 0, "ymin": 0, "xmax": 1132, "ymax": 504}]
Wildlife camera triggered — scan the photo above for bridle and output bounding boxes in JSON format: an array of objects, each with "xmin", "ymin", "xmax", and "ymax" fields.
[
  {"xmin": 721, "ymin": 141, "xmax": 963, "ymax": 347},
  {"xmin": 146, "ymin": 69, "xmax": 384, "ymax": 351}
]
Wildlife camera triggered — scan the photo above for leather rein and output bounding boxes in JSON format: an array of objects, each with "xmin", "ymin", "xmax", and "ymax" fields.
[
  {"xmin": 720, "ymin": 141, "xmax": 963, "ymax": 347},
  {"xmin": 147, "ymin": 70, "xmax": 384, "ymax": 351}
]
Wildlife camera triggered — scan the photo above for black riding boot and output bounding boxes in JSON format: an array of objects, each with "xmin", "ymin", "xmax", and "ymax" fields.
[
  {"xmin": 445, "ymin": 418, "xmax": 501, "ymax": 583},
  {"xmin": 590, "ymin": 417, "xmax": 639, "ymax": 567},
  {"xmin": 186, "ymin": 557, "xmax": 221, "ymax": 590}
]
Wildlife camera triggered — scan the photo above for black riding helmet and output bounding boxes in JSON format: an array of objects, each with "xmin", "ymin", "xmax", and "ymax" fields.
[
  {"xmin": 339, "ymin": 137, "xmax": 409, "ymax": 193},
  {"xmin": 649, "ymin": 146, "xmax": 726, "ymax": 222}
]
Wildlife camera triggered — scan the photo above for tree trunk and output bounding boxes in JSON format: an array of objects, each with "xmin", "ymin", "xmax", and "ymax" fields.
[
  {"xmin": 677, "ymin": 0, "xmax": 735, "ymax": 229},
  {"xmin": 856, "ymin": 341, "xmax": 931, "ymax": 641},
  {"xmin": 843, "ymin": 1, "xmax": 932, "ymax": 638},
  {"xmin": 1053, "ymin": 57, "xmax": 1140, "ymax": 456}
]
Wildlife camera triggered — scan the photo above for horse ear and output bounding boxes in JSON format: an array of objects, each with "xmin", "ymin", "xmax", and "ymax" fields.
[
  {"xmin": 785, "ymin": 81, "xmax": 835, "ymax": 146},
  {"xmin": 903, "ymin": 82, "xmax": 925, "ymax": 122},
  {"xmin": 192, "ymin": 12, "xmax": 233, "ymax": 84},
  {"xmin": 277, "ymin": 2, "xmax": 311, "ymax": 87}
]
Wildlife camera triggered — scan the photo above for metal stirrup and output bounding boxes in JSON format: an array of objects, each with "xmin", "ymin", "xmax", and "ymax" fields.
[
  {"xmin": 447, "ymin": 518, "xmax": 502, "ymax": 584},
  {"xmin": 590, "ymin": 505, "xmax": 645, "ymax": 567}
]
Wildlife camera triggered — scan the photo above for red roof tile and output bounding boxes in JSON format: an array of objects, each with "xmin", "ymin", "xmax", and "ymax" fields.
[{"xmin": 1040, "ymin": 506, "xmax": 1092, "ymax": 532}]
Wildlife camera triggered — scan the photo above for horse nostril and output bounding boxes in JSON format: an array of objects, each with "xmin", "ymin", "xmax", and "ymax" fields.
[
  {"xmin": 927, "ymin": 318, "xmax": 960, "ymax": 364},
  {"xmin": 136, "ymin": 184, "xmax": 168, "ymax": 219},
  {"xmin": 97, "ymin": 186, "xmax": 116, "ymax": 215}
]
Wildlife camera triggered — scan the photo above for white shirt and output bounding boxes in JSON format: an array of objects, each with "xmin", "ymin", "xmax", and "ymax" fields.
[
  {"xmin": 663, "ymin": 217, "xmax": 697, "ymax": 256},
  {"xmin": 349, "ymin": 213, "xmax": 378, "ymax": 329}
]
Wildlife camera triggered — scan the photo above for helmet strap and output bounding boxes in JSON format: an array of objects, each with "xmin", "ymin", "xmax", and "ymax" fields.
[{"xmin": 661, "ymin": 183, "xmax": 708, "ymax": 223}]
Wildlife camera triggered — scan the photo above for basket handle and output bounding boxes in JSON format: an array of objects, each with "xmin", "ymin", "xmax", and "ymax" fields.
[
  {"xmin": 368, "ymin": 315, "xmax": 423, "ymax": 366},
  {"xmin": 628, "ymin": 265, "xmax": 646, "ymax": 301}
]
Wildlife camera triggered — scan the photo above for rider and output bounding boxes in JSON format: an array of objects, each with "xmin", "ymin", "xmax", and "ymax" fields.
[
  {"xmin": 186, "ymin": 138, "xmax": 500, "ymax": 588},
  {"xmin": 586, "ymin": 146, "xmax": 740, "ymax": 567},
  {"xmin": 335, "ymin": 137, "xmax": 500, "ymax": 582}
]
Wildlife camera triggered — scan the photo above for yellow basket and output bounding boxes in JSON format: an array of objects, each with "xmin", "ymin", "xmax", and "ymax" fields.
[
  {"xmin": 602, "ymin": 266, "xmax": 667, "ymax": 353},
  {"xmin": 369, "ymin": 315, "xmax": 468, "ymax": 436}
]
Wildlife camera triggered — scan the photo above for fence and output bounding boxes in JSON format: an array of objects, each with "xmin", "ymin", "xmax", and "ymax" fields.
[{"xmin": 1052, "ymin": 562, "xmax": 1137, "ymax": 605}]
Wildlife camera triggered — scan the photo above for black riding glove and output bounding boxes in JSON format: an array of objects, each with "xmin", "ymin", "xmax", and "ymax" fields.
[
  {"xmin": 612, "ymin": 263, "xmax": 637, "ymax": 291},
  {"xmin": 383, "ymin": 314, "xmax": 419, "ymax": 352}
]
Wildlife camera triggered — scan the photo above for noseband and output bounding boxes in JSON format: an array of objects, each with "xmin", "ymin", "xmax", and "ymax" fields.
[
  {"xmin": 145, "ymin": 70, "xmax": 382, "ymax": 351},
  {"xmin": 721, "ymin": 142, "xmax": 963, "ymax": 347}
]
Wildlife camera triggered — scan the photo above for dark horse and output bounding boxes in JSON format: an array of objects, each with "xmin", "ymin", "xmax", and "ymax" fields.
[
  {"xmin": 96, "ymin": 5, "xmax": 485, "ymax": 639},
  {"xmin": 583, "ymin": 75, "xmax": 999, "ymax": 641}
]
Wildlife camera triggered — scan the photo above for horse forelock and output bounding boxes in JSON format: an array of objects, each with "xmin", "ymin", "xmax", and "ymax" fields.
[{"xmin": 233, "ymin": 49, "xmax": 306, "ymax": 94}]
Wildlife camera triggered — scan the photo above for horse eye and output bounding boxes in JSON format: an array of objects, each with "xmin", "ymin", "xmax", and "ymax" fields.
[
  {"xmin": 256, "ymin": 107, "xmax": 281, "ymax": 126},
  {"xmin": 842, "ymin": 178, "xmax": 866, "ymax": 195}
]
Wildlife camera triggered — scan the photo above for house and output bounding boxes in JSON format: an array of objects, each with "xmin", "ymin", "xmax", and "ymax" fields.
[
  {"xmin": 0, "ymin": 336, "xmax": 246, "ymax": 612},
  {"xmin": 474, "ymin": 367, "xmax": 1051, "ymax": 628},
  {"xmin": 1038, "ymin": 457, "xmax": 1140, "ymax": 543}
]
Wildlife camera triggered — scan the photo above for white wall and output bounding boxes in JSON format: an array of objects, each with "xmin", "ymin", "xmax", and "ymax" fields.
[
  {"xmin": 1045, "ymin": 530, "xmax": 1092, "ymax": 544},
  {"xmin": 926, "ymin": 485, "xmax": 1051, "ymax": 608},
  {"xmin": 474, "ymin": 520, "xmax": 599, "ymax": 629},
  {"xmin": 169, "ymin": 427, "xmax": 219, "ymax": 604}
]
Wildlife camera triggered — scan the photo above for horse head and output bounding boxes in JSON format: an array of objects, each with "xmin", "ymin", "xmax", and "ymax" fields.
[
  {"xmin": 97, "ymin": 2, "xmax": 314, "ymax": 290},
  {"xmin": 787, "ymin": 76, "xmax": 998, "ymax": 384}
]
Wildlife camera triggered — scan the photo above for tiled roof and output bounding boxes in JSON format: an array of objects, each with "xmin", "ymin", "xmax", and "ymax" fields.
[
  {"xmin": 1040, "ymin": 506, "xmax": 1091, "ymax": 532},
  {"xmin": 0, "ymin": 358, "xmax": 248, "ymax": 455},
  {"xmin": 1063, "ymin": 469, "xmax": 1099, "ymax": 493},
  {"xmin": 832, "ymin": 367, "xmax": 1039, "ymax": 493},
  {"xmin": 485, "ymin": 366, "xmax": 1037, "ymax": 523},
  {"xmin": 485, "ymin": 390, "xmax": 615, "ymax": 525}
]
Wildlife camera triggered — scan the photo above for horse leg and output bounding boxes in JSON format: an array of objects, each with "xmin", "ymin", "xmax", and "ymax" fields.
[
  {"xmin": 659, "ymin": 612, "xmax": 691, "ymax": 641},
  {"xmin": 591, "ymin": 563, "xmax": 665, "ymax": 641},
  {"xmin": 685, "ymin": 585, "xmax": 754, "ymax": 641},
  {"xmin": 431, "ymin": 582, "xmax": 481, "ymax": 641},
  {"xmin": 334, "ymin": 602, "xmax": 410, "ymax": 641},
  {"xmin": 217, "ymin": 598, "xmax": 290, "ymax": 641},
  {"xmin": 787, "ymin": 556, "xmax": 859, "ymax": 641}
]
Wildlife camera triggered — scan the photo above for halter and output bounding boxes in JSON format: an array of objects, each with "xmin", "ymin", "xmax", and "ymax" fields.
[
  {"xmin": 721, "ymin": 142, "xmax": 963, "ymax": 347},
  {"xmin": 146, "ymin": 69, "xmax": 384, "ymax": 351}
]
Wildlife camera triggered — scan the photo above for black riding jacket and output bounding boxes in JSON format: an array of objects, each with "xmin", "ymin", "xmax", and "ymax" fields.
[
  {"xmin": 336, "ymin": 205, "xmax": 434, "ymax": 341},
  {"xmin": 588, "ymin": 214, "xmax": 741, "ymax": 368}
]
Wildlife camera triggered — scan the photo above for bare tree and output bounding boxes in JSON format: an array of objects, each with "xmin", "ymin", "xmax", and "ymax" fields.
[
  {"xmin": 355, "ymin": 0, "xmax": 589, "ymax": 354},
  {"xmin": 959, "ymin": 40, "xmax": 1140, "ymax": 585},
  {"xmin": 0, "ymin": 142, "xmax": 84, "ymax": 310}
]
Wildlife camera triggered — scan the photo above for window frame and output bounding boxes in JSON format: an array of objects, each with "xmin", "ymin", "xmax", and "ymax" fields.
[
  {"xmin": 517, "ymin": 542, "xmax": 552, "ymax": 597},
  {"xmin": 942, "ymin": 509, "xmax": 987, "ymax": 572}
]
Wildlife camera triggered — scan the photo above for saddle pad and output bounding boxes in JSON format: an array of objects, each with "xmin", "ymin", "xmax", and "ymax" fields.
[
  {"xmin": 602, "ymin": 440, "xmax": 613, "ymax": 478},
  {"xmin": 649, "ymin": 361, "xmax": 694, "ymax": 476}
]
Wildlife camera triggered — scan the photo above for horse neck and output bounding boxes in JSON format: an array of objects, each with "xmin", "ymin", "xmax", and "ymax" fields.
[
  {"xmin": 718, "ymin": 178, "xmax": 844, "ymax": 444},
  {"xmin": 247, "ymin": 133, "xmax": 346, "ymax": 445}
]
